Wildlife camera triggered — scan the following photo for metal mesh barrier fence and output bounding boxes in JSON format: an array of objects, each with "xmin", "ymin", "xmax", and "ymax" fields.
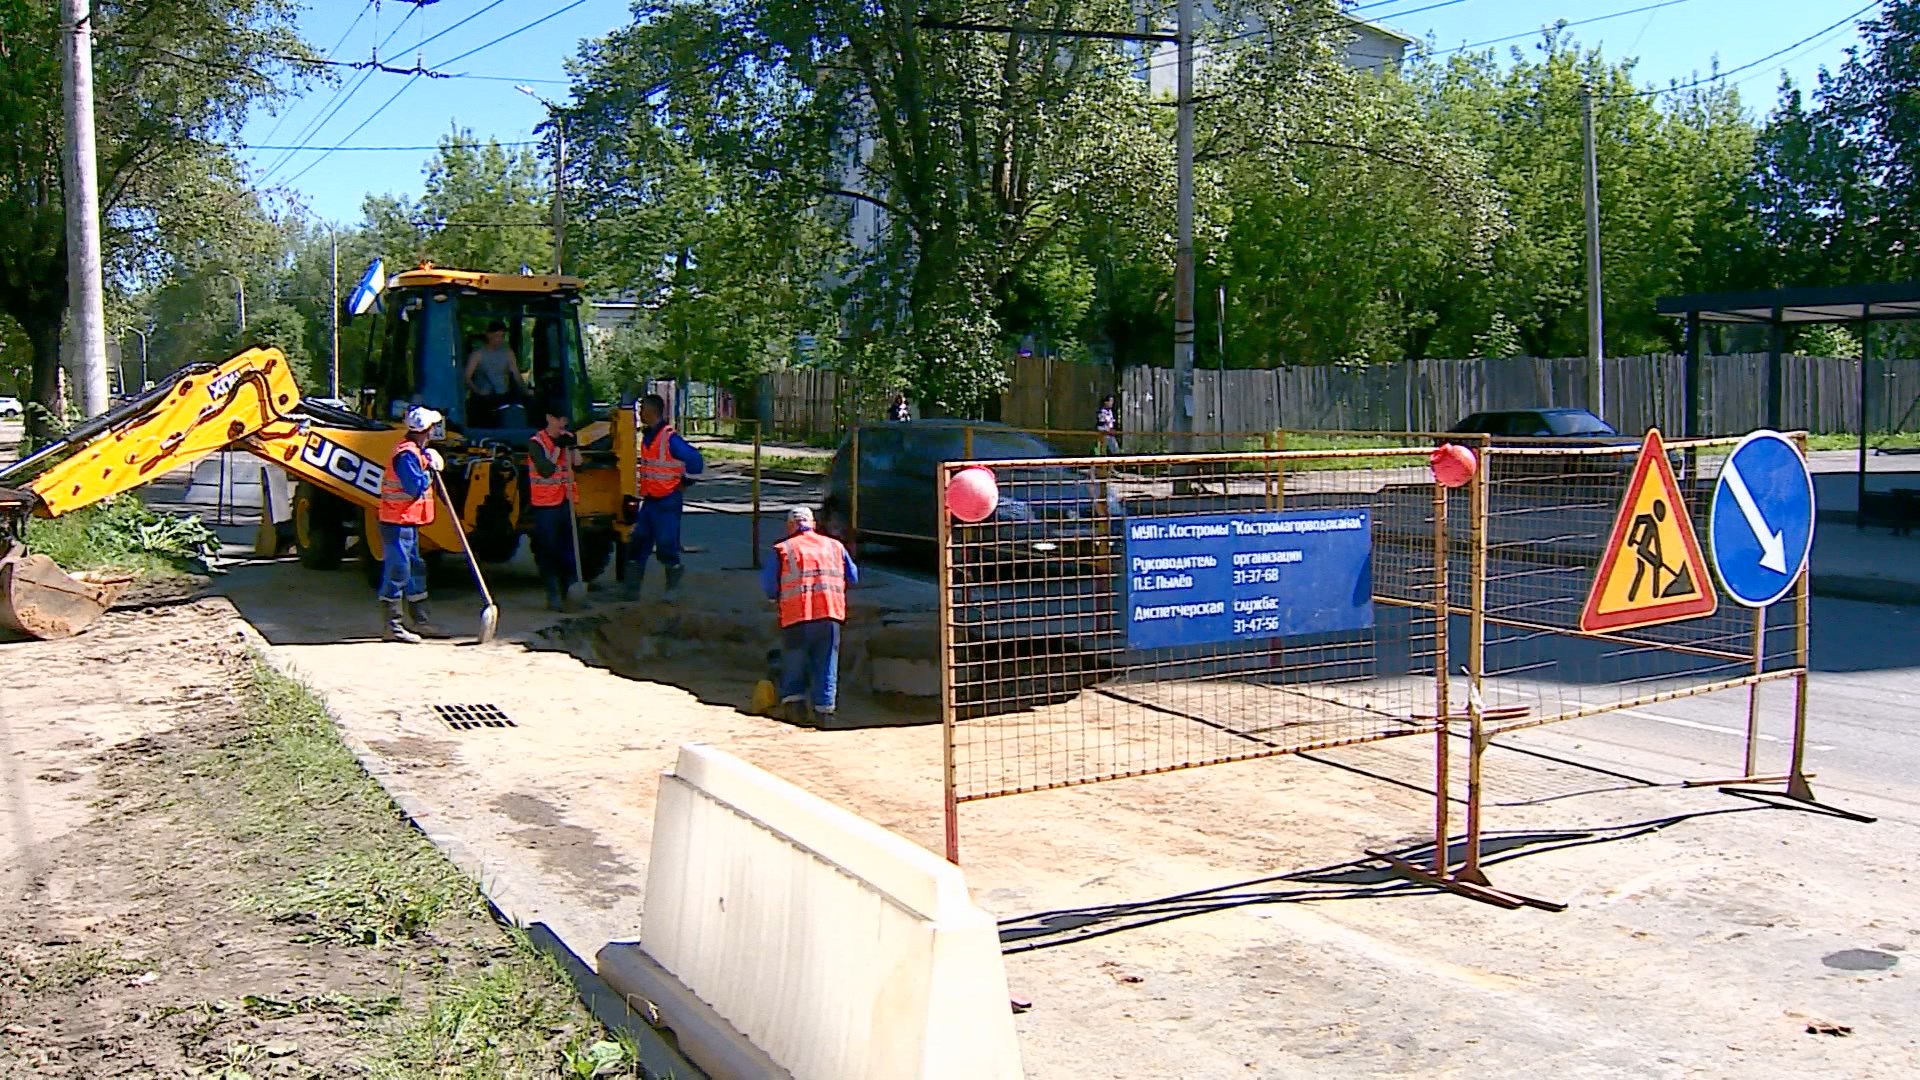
[
  {"xmin": 1472, "ymin": 436, "xmax": 1805, "ymax": 738},
  {"xmin": 936, "ymin": 437, "xmax": 1459, "ymax": 820},
  {"xmin": 936, "ymin": 432, "xmax": 1823, "ymax": 905}
]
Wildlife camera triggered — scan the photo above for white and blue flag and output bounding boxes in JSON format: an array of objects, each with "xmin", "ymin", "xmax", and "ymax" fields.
[{"xmin": 346, "ymin": 258, "xmax": 386, "ymax": 317}]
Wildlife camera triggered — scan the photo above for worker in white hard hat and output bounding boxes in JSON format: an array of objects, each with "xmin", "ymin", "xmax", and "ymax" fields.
[{"xmin": 376, "ymin": 406, "xmax": 449, "ymax": 643}]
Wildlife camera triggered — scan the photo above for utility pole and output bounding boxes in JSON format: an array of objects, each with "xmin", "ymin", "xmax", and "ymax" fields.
[
  {"xmin": 1581, "ymin": 84, "xmax": 1605, "ymax": 420},
  {"xmin": 1216, "ymin": 284, "xmax": 1226, "ymax": 445},
  {"xmin": 61, "ymin": 0, "xmax": 110, "ymax": 419},
  {"xmin": 1172, "ymin": 0, "xmax": 1196, "ymax": 439},
  {"xmin": 236, "ymin": 275, "xmax": 247, "ymax": 332},
  {"xmin": 329, "ymin": 228, "xmax": 341, "ymax": 397},
  {"xmin": 552, "ymin": 114, "xmax": 566, "ymax": 275},
  {"xmin": 517, "ymin": 85, "xmax": 565, "ymax": 274}
]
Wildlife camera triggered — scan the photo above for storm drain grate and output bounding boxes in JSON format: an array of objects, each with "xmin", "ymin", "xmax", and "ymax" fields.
[{"xmin": 432, "ymin": 703, "xmax": 516, "ymax": 731}]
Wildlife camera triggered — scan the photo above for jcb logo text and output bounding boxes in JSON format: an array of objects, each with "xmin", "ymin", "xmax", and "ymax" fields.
[{"xmin": 299, "ymin": 434, "xmax": 385, "ymax": 498}]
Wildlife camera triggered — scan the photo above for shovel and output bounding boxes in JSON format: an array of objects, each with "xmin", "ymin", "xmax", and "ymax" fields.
[
  {"xmin": 564, "ymin": 494, "xmax": 588, "ymax": 609},
  {"xmin": 432, "ymin": 472, "xmax": 499, "ymax": 644}
]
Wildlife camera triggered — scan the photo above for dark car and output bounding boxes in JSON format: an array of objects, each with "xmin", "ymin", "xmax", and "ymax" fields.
[
  {"xmin": 1449, "ymin": 408, "xmax": 1626, "ymax": 441},
  {"xmin": 1448, "ymin": 408, "xmax": 1686, "ymax": 485},
  {"xmin": 820, "ymin": 420, "xmax": 1121, "ymax": 559}
]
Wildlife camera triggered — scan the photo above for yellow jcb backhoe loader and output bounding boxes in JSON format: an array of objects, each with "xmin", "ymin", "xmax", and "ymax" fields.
[{"xmin": 0, "ymin": 266, "xmax": 652, "ymax": 641}]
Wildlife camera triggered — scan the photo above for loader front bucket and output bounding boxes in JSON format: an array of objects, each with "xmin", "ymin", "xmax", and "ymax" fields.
[{"xmin": 0, "ymin": 544, "xmax": 130, "ymax": 641}]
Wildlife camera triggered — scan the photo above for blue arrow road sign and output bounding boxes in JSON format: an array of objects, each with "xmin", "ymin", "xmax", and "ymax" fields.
[{"xmin": 1709, "ymin": 430, "xmax": 1815, "ymax": 608}]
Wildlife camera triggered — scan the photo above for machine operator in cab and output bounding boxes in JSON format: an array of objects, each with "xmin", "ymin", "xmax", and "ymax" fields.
[
  {"xmin": 528, "ymin": 406, "xmax": 584, "ymax": 612},
  {"xmin": 621, "ymin": 393, "xmax": 704, "ymax": 599},
  {"xmin": 377, "ymin": 407, "xmax": 450, "ymax": 643},
  {"xmin": 464, "ymin": 320, "xmax": 530, "ymax": 425}
]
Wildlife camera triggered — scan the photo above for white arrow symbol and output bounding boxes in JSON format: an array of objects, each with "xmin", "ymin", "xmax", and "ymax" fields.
[{"xmin": 1722, "ymin": 460, "xmax": 1787, "ymax": 573}]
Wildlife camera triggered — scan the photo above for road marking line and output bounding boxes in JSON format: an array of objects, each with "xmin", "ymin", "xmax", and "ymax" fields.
[{"xmin": 1614, "ymin": 707, "xmax": 1833, "ymax": 751}]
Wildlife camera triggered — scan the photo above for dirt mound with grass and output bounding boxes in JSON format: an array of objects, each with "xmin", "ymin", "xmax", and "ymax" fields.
[{"xmin": 0, "ymin": 588, "xmax": 642, "ymax": 1076}]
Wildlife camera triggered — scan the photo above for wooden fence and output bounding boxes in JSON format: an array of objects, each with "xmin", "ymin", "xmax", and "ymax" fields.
[{"xmin": 757, "ymin": 353, "xmax": 1920, "ymax": 442}]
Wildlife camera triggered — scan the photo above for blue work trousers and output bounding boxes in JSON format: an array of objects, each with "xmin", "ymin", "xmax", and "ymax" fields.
[
  {"xmin": 780, "ymin": 619, "xmax": 841, "ymax": 713},
  {"xmin": 378, "ymin": 523, "xmax": 427, "ymax": 602},
  {"xmin": 626, "ymin": 495, "xmax": 684, "ymax": 574},
  {"xmin": 530, "ymin": 503, "xmax": 577, "ymax": 589}
]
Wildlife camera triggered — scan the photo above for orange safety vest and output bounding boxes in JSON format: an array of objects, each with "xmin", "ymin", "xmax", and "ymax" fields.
[
  {"xmin": 638, "ymin": 423, "xmax": 686, "ymax": 499},
  {"xmin": 528, "ymin": 430, "xmax": 577, "ymax": 508},
  {"xmin": 775, "ymin": 529, "xmax": 849, "ymax": 628},
  {"xmin": 378, "ymin": 441, "xmax": 434, "ymax": 526}
]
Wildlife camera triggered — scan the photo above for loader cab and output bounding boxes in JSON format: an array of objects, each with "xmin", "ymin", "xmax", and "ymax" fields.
[{"xmin": 359, "ymin": 266, "xmax": 591, "ymax": 440}]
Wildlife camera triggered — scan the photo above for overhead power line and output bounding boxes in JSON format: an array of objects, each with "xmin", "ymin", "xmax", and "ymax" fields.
[
  {"xmin": 1425, "ymin": 0, "xmax": 1698, "ymax": 58},
  {"xmin": 230, "ymin": 139, "xmax": 537, "ymax": 153},
  {"xmin": 259, "ymin": 1, "xmax": 432, "ymax": 183},
  {"xmin": 1611, "ymin": 1, "xmax": 1881, "ymax": 97},
  {"xmin": 256, "ymin": 0, "xmax": 374, "ymax": 145},
  {"xmin": 275, "ymin": 0, "xmax": 592, "ymax": 189},
  {"xmin": 435, "ymin": 0, "xmax": 591, "ymax": 70},
  {"xmin": 282, "ymin": 73, "xmax": 424, "ymax": 185}
]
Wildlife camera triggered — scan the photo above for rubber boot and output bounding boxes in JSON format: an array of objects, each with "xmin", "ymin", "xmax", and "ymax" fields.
[
  {"xmin": 544, "ymin": 575, "xmax": 565, "ymax": 612},
  {"xmin": 664, "ymin": 562, "xmax": 685, "ymax": 595},
  {"xmin": 382, "ymin": 599, "xmax": 422, "ymax": 644},
  {"xmin": 620, "ymin": 563, "xmax": 644, "ymax": 602},
  {"xmin": 407, "ymin": 599, "xmax": 452, "ymax": 639}
]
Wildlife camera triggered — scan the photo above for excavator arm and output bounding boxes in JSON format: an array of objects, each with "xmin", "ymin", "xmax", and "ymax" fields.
[
  {"xmin": 0, "ymin": 348, "xmax": 453, "ymax": 640},
  {"xmin": 3, "ymin": 348, "xmax": 304, "ymax": 518}
]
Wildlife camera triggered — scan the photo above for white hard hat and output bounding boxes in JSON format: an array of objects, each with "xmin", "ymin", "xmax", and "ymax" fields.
[
  {"xmin": 404, "ymin": 406, "xmax": 444, "ymax": 433},
  {"xmin": 788, "ymin": 506, "xmax": 815, "ymax": 528}
]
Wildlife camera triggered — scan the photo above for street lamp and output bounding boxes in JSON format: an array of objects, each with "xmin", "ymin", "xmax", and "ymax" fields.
[
  {"xmin": 127, "ymin": 324, "xmax": 150, "ymax": 390},
  {"xmin": 517, "ymin": 84, "xmax": 566, "ymax": 276}
]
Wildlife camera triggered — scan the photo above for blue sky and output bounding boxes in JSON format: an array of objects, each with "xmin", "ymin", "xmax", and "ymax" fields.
[{"xmin": 242, "ymin": 0, "xmax": 1882, "ymax": 226}]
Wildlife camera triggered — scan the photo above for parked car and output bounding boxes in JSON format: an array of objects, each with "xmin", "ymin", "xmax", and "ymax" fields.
[
  {"xmin": 820, "ymin": 420, "xmax": 1121, "ymax": 564},
  {"xmin": 1449, "ymin": 407, "xmax": 1626, "ymax": 441},
  {"xmin": 1448, "ymin": 408, "xmax": 1686, "ymax": 485},
  {"xmin": 0, "ymin": 396, "xmax": 21, "ymax": 419}
]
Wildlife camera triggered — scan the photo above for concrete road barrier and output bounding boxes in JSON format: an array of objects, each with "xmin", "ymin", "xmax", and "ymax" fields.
[{"xmin": 598, "ymin": 744, "xmax": 1022, "ymax": 1080}]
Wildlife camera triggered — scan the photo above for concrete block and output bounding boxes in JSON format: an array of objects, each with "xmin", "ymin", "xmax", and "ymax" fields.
[{"xmin": 601, "ymin": 744, "xmax": 1023, "ymax": 1080}]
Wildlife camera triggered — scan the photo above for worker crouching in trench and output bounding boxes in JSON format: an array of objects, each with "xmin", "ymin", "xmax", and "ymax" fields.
[{"xmin": 760, "ymin": 506, "xmax": 859, "ymax": 728}]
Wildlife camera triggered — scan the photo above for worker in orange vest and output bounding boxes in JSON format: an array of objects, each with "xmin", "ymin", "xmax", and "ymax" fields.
[
  {"xmin": 621, "ymin": 392, "xmax": 704, "ymax": 599},
  {"xmin": 761, "ymin": 506, "xmax": 858, "ymax": 726},
  {"xmin": 377, "ymin": 406, "xmax": 449, "ymax": 643},
  {"xmin": 527, "ymin": 406, "xmax": 584, "ymax": 612}
]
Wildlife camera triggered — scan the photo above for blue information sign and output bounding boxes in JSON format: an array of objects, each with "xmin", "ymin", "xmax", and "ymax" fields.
[
  {"xmin": 1124, "ymin": 508, "xmax": 1374, "ymax": 650},
  {"xmin": 1708, "ymin": 429, "xmax": 1816, "ymax": 609}
]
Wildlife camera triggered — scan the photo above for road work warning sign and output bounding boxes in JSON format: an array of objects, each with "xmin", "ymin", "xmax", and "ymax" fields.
[{"xmin": 1579, "ymin": 428, "xmax": 1717, "ymax": 633}]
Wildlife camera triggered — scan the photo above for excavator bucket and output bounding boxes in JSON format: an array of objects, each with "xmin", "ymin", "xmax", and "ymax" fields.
[
  {"xmin": 0, "ymin": 489, "xmax": 129, "ymax": 641},
  {"xmin": 0, "ymin": 543, "xmax": 129, "ymax": 641}
]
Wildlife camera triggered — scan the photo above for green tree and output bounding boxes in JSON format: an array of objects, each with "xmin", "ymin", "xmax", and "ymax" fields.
[
  {"xmin": 1413, "ymin": 37, "xmax": 1755, "ymax": 358},
  {"xmin": 362, "ymin": 130, "xmax": 552, "ymax": 275},
  {"xmin": 568, "ymin": 0, "xmax": 1206, "ymax": 412},
  {"xmin": 0, "ymin": 0, "xmax": 311, "ymax": 436}
]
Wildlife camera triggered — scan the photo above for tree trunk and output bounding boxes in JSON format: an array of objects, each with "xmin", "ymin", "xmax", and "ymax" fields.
[{"xmin": 25, "ymin": 313, "xmax": 63, "ymax": 442}]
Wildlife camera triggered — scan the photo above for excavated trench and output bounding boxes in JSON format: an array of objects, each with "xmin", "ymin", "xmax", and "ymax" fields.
[{"xmin": 530, "ymin": 568, "xmax": 942, "ymax": 725}]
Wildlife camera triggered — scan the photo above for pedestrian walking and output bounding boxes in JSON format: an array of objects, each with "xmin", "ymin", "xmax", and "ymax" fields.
[
  {"xmin": 622, "ymin": 393, "xmax": 704, "ymax": 598},
  {"xmin": 1095, "ymin": 394, "xmax": 1121, "ymax": 455},
  {"xmin": 528, "ymin": 406, "xmax": 583, "ymax": 611},
  {"xmin": 377, "ymin": 406, "xmax": 450, "ymax": 642},
  {"xmin": 762, "ymin": 506, "xmax": 858, "ymax": 726}
]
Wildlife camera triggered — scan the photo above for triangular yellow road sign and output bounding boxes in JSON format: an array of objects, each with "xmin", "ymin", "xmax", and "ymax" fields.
[{"xmin": 1579, "ymin": 429, "xmax": 1717, "ymax": 633}]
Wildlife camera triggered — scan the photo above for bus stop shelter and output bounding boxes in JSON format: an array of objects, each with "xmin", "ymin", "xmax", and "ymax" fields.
[{"xmin": 1657, "ymin": 283, "xmax": 1920, "ymax": 527}]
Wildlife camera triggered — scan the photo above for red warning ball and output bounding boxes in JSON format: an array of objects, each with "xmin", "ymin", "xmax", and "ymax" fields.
[
  {"xmin": 947, "ymin": 466, "xmax": 1000, "ymax": 523},
  {"xmin": 1430, "ymin": 443, "xmax": 1478, "ymax": 489}
]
